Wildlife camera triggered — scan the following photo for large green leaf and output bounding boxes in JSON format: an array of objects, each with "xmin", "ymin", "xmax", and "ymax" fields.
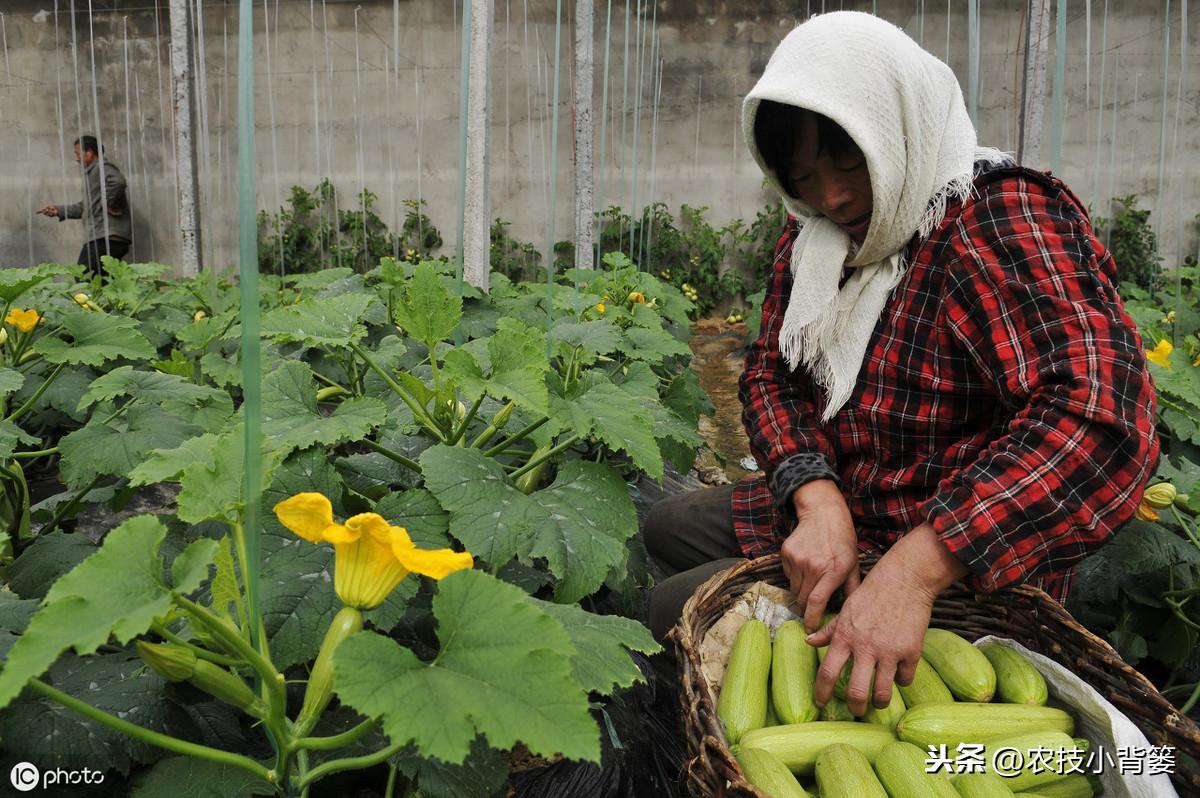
[
  {"xmin": 77, "ymin": 366, "xmax": 225, "ymax": 412},
  {"xmin": 59, "ymin": 405, "xmax": 202, "ymax": 488},
  {"xmin": 6, "ymin": 531, "xmax": 96, "ymax": 600},
  {"xmin": 551, "ymin": 319, "xmax": 620, "ymax": 360},
  {"xmin": 619, "ymin": 324, "xmax": 693, "ymax": 362},
  {"xmin": 0, "ymin": 420, "xmax": 39, "ymax": 459},
  {"xmin": 260, "ymin": 292, "xmax": 375, "ymax": 349},
  {"xmin": 0, "ymin": 367, "xmax": 25, "ymax": 398},
  {"xmin": 565, "ymin": 380, "xmax": 664, "ymax": 479},
  {"xmin": 258, "ymin": 448, "xmax": 344, "ymax": 669},
  {"xmin": 419, "ymin": 446, "xmax": 541, "ymax": 567},
  {"xmin": 0, "ymin": 652, "xmax": 173, "ymax": 776},
  {"xmin": 393, "ymin": 262, "xmax": 462, "ymax": 347},
  {"xmin": 0, "ymin": 516, "xmax": 214, "ymax": 710},
  {"xmin": 390, "ymin": 737, "xmax": 509, "ymax": 798},
  {"xmin": 34, "ymin": 309, "xmax": 156, "ymax": 366},
  {"xmin": 374, "ymin": 488, "xmax": 452, "ymax": 549},
  {"xmin": 262, "ymin": 361, "xmax": 388, "ymax": 456},
  {"xmin": 334, "ymin": 569, "xmax": 598, "ymax": 763},
  {"xmin": 176, "ymin": 427, "xmax": 285, "ymax": 526},
  {"xmin": 129, "ymin": 757, "xmax": 274, "ymax": 797},
  {"xmin": 129, "ymin": 433, "xmax": 221, "ymax": 486},
  {"xmin": 533, "ymin": 601, "xmax": 660, "ymax": 696},
  {"xmin": 0, "ymin": 264, "xmax": 69, "ymax": 302},
  {"xmin": 532, "ymin": 461, "xmax": 638, "ymax": 603}
]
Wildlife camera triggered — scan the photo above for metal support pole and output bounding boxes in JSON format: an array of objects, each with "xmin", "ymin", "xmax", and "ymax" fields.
[
  {"xmin": 1019, "ymin": 0, "xmax": 1052, "ymax": 167},
  {"xmin": 169, "ymin": 0, "xmax": 202, "ymax": 274},
  {"xmin": 573, "ymin": 0, "xmax": 595, "ymax": 269},
  {"xmin": 463, "ymin": 0, "xmax": 493, "ymax": 291}
]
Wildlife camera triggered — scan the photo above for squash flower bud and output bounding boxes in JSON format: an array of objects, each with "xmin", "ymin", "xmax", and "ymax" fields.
[{"xmin": 1143, "ymin": 483, "xmax": 1178, "ymax": 509}]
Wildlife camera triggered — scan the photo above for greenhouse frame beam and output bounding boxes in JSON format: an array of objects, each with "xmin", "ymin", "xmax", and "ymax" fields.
[
  {"xmin": 169, "ymin": 0, "xmax": 202, "ymax": 275},
  {"xmin": 463, "ymin": 0, "xmax": 493, "ymax": 291},
  {"xmin": 1019, "ymin": 0, "xmax": 1052, "ymax": 168},
  {"xmin": 574, "ymin": 0, "xmax": 596, "ymax": 269}
]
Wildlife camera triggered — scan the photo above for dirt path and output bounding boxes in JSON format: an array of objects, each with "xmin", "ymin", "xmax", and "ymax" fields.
[{"xmin": 688, "ymin": 318, "xmax": 758, "ymax": 482}]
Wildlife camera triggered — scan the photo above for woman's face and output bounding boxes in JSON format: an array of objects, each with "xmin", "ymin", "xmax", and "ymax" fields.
[{"xmin": 785, "ymin": 112, "xmax": 873, "ymax": 242}]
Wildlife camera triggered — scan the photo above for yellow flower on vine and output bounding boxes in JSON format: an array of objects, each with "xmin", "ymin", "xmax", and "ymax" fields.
[
  {"xmin": 596, "ymin": 302, "xmax": 606, "ymax": 315},
  {"xmin": 5, "ymin": 308, "xmax": 41, "ymax": 333},
  {"xmin": 273, "ymin": 492, "xmax": 474, "ymax": 610},
  {"xmin": 1145, "ymin": 339, "xmax": 1173, "ymax": 369}
]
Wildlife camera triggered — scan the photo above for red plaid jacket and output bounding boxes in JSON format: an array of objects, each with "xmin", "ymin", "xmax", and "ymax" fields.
[{"xmin": 734, "ymin": 166, "xmax": 1159, "ymax": 602}]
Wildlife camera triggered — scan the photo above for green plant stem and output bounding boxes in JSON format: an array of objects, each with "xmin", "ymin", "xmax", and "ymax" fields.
[
  {"xmin": 360, "ymin": 438, "xmax": 422, "ymax": 473},
  {"xmin": 153, "ymin": 624, "xmax": 246, "ymax": 668},
  {"xmin": 510, "ymin": 434, "xmax": 581, "ymax": 482},
  {"xmin": 384, "ymin": 764, "xmax": 398, "ymax": 798},
  {"xmin": 483, "ymin": 416, "xmax": 549, "ymax": 457},
  {"xmin": 1163, "ymin": 587, "xmax": 1200, "ymax": 599},
  {"xmin": 312, "ymin": 370, "xmax": 345, "ymax": 390},
  {"xmin": 298, "ymin": 739, "xmax": 408, "ymax": 788},
  {"xmin": 1182, "ymin": 681, "xmax": 1200, "ymax": 715},
  {"xmin": 447, "ymin": 394, "xmax": 485, "ymax": 446},
  {"xmin": 174, "ymin": 595, "xmax": 287, "ymax": 724},
  {"xmin": 42, "ymin": 475, "xmax": 102, "ymax": 533},
  {"xmin": 27, "ymin": 678, "xmax": 274, "ymax": 783},
  {"xmin": 100, "ymin": 397, "xmax": 139, "ymax": 426},
  {"xmin": 1171, "ymin": 506, "xmax": 1200, "ymax": 552},
  {"xmin": 3, "ymin": 362, "xmax": 65, "ymax": 424},
  {"xmin": 293, "ymin": 718, "xmax": 379, "ymax": 751},
  {"xmin": 12, "ymin": 446, "xmax": 58, "ymax": 460},
  {"xmin": 350, "ymin": 343, "xmax": 446, "ymax": 442}
]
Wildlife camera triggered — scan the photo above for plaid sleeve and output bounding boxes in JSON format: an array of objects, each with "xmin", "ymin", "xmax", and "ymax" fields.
[
  {"xmin": 921, "ymin": 174, "xmax": 1160, "ymax": 593},
  {"xmin": 739, "ymin": 220, "xmax": 841, "ymax": 511}
]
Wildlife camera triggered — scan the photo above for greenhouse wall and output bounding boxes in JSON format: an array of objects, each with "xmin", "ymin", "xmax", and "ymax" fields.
[{"xmin": 0, "ymin": 0, "xmax": 1196, "ymax": 273}]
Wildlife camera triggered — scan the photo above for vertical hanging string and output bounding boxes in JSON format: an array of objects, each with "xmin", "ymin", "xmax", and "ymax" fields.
[
  {"xmin": 1050, "ymin": 0, "xmax": 1066, "ymax": 174},
  {"xmin": 967, "ymin": 0, "xmax": 979, "ymax": 125},
  {"xmin": 628, "ymin": 0, "xmax": 645, "ymax": 264},
  {"xmin": 455, "ymin": 0, "xmax": 473, "ymax": 314},
  {"xmin": 645, "ymin": 45, "xmax": 662, "ymax": 275},
  {"xmin": 593, "ymin": 0, "xmax": 613, "ymax": 272},
  {"xmin": 618, "ymin": 0, "xmax": 631, "ymax": 260},
  {"xmin": 546, "ymin": 0, "xmax": 565, "ymax": 347},
  {"xmin": 637, "ymin": 2, "xmax": 657, "ymax": 270},
  {"xmin": 236, "ymin": 0, "xmax": 263, "ymax": 640},
  {"xmin": 1084, "ymin": 0, "xmax": 1092, "ymax": 108},
  {"xmin": 86, "ymin": 0, "xmax": 112, "ymax": 246},
  {"xmin": 1155, "ymin": 0, "xmax": 1171, "ymax": 224},
  {"xmin": 264, "ymin": 0, "xmax": 284, "ymax": 275}
]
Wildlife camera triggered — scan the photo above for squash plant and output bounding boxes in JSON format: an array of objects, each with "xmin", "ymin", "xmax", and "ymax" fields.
[{"xmin": 0, "ymin": 253, "xmax": 705, "ymax": 795}]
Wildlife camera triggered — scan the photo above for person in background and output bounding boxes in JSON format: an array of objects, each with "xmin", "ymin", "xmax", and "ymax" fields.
[
  {"xmin": 37, "ymin": 135, "xmax": 131, "ymax": 278},
  {"xmin": 643, "ymin": 11, "xmax": 1158, "ymax": 717}
]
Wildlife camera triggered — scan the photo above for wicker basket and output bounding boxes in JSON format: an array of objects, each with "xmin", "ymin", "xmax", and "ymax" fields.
[{"xmin": 670, "ymin": 554, "xmax": 1200, "ymax": 797}]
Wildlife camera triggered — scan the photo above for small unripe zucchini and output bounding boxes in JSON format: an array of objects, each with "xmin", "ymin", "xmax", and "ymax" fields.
[
  {"xmin": 772, "ymin": 620, "xmax": 819, "ymax": 724},
  {"xmin": 923, "ymin": 628, "xmax": 996, "ymax": 702},
  {"xmin": 739, "ymin": 721, "xmax": 896, "ymax": 774},
  {"xmin": 953, "ymin": 772, "xmax": 1017, "ymax": 797},
  {"xmin": 717, "ymin": 618, "xmax": 771, "ymax": 744},
  {"xmin": 874, "ymin": 741, "xmax": 961, "ymax": 798},
  {"xmin": 1012, "ymin": 773, "xmax": 1098, "ymax": 797},
  {"xmin": 979, "ymin": 643, "xmax": 1049, "ymax": 706},
  {"xmin": 815, "ymin": 743, "xmax": 889, "ymax": 798},
  {"xmin": 863, "ymin": 683, "xmax": 906, "ymax": 730},
  {"xmin": 897, "ymin": 703, "xmax": 1075, "ymax": 750},
  {"xmin": 735, "ymin": 747, "xmax": 815, "ymax": 798},
  {"xmin": 898, "ymin": 657, "xmax": 956, "ymax": 707},
  {"xmin": 819, "ymin": 696, "xmax": 856, "ymax": 722},
  {"xmin": 979, "ymin": 731, "xmax": 1082, "ymax": 792}
]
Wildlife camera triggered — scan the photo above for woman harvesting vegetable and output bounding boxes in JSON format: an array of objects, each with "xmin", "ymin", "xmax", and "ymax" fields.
[{"xmin": 644, "ymin": 11, "xmax": 1158, "ymax": 717}]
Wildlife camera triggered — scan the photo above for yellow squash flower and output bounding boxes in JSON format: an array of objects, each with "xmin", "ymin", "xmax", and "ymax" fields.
[
  {"xmin": 627, "ymin": 291, "xmax": 646, "ymax": 304},
  {"xmin": 1146, "ymin": 339, "xmax": 1173, "ymax": 369},
  {"xmin": 274, "ymin": 492, "xmax": 473, "ymax": 609},
  {"xmin": 596, "ymin": 302, "xmax": 606, "ymax": 315},
  {"xmin": 1142, "ymin": 482, "xmax": 1178, "ymax": 509},
  {"xmin": 5, "ymin": 308, "xmax": 41, "ymax": 333},
  {"xmin": 1135, "ymin": 502, "xmax": 1160, "ymax": 522}
]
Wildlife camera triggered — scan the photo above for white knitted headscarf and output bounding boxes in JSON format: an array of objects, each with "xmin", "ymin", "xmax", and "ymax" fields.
[{"xmin": 743, "ymin": 12, "xmax": 1007, "ymax": 420}]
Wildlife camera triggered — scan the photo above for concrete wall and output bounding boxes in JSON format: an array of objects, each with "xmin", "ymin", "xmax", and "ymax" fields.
[{"xmin": 1, "ymin": 0, "xmax": 1197, "ymax": 272}]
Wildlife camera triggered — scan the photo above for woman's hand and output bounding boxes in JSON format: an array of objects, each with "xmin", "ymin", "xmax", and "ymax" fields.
[
  {"xmin": 806, "ymin": 522, "xmax": 969, "ymax": 716},
  {"xmin": 780, "ymin": 480, "xmax": 860, "ymax": 634}
]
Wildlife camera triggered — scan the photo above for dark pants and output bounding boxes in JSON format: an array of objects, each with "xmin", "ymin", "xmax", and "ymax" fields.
[
  {"xmin": 77, "ymin": 237, "xmax": 131, "ymax": 279},
  {"xmin": 643, "ymin": 484, "xmax": 747, "ymax": 642}
]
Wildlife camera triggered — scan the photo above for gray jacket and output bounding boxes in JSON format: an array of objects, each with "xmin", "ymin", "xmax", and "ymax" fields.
[{"xmin": 57, "ymin": 159, "xmax": 132, "ymax": 243}]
